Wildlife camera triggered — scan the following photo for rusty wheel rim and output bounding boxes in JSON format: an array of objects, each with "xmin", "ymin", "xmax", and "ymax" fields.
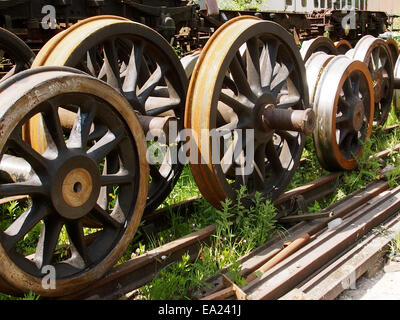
[
  {"xmin": 30, "ymin": 16, "xmax": 187, "ymax": 215},
  {"xmin": 353, "ymin": 36, "xmax": 394, "ymax": 127},
  {"xmin": 313, "ymin": 56, "xmax": 374, "ymax": 171},
  {"xmin": 0, "ymin": 27, "xmax": 34, "ymax": 82},
  {"xmin": 0, "ymin": 67, "xmax": 148, "ymax": 297},
  {"xmin": 386, "ymin": 38, "xmax": 399, "ymax": 65},
  {"xmin": 186, "ymin": 17, "xmax": 308, "ymax": 208},
  {"xmin": 335, "ymin": 39, "xmax": 353, "ymax": 55},
  {"xmin": 300, "ymin": 36, "xmax": 338, "ymax": 62}
]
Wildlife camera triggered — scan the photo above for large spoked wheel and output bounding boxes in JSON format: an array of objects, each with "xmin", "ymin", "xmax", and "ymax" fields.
[
  {"xmin": 30, "ymin": 16, "xmax": 188, "ymax": 215},
  {"xmin": 185, "ymin": 17, "xmax": 311, "ymax": 208},
  {"xmin": 0, "ymin": 67, "xmax": 148, "ymax": 297},
  {"xmin": 312, "ymin": 56, "xmax": 374, "ymax": 171},
  {"xmin": 352, "ymin": 36, "xmax": 394, "ymax": 127},
  {"xmin": 300, "ymin": 36, "xmax": 338, "ymax": 62},
  {"xmin": 0, "ymin": 27, "xmax": 34, "ymax": 82}
]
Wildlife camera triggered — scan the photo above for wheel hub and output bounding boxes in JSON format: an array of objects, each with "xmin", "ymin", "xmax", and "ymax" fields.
[
  {"xmin": 372, "ymin": 70, "xmax": 385, "ymax": 102},
  {"xmin": 51, "ymin": 154, "xmax": 101, "ymax": 220},
  {"xmin": 351, "ymin": 100, "xmax": 365, "ymax": 132}
]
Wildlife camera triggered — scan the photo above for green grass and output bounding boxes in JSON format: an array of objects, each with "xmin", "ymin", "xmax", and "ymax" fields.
[{"xmin": 139, "ymin": 187, "xmax": 278, "ymax": 300}]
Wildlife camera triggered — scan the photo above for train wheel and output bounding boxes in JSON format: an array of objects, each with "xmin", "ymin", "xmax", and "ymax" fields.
[
  {"xmin": 185, "ymin": 17, "xmax": 312, "ymax": 208},
  {"xmin": 312, "ymin": 56, "xmax": 374, "ymax": 171},
  {"xmin": 0, "ymin": 27, "xmax": 34, "ymax": 82},
  {"xmin": 0, "ymin": 67, "xmax": 148, "ymax": 297},
  {"xmin": 29, "ymin": 16, "xmax": 188, "ymax": 215},
  {"xmin": 300, "ymin": 36, "xmax": 338, "ymax": 62},
  {"xmin": 335, "ymin": 39, "xmax": 352, "ymax": 55},
  {"xmin": 352, "ymin": 36, "xmax": 394, "ymax": 127}
]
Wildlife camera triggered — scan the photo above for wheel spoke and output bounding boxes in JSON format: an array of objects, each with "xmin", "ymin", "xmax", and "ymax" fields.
[
  {"xmin": 343, "ymin": 78, "xmax": 354, "ymax": 98},
  {"xmin": 260, "ymin": 40, "xmax": 280, "ymax": 88},
  {"xmin": 91, "ymin": 204, "xmax": 123, "ymax": 230},
  {"xmin": 219, "ymin": 92, "xmax": 249, "ymax": 115},
  {"xmin": 66, "ymin": 220, "xmax": 90, "ymax": 267},
  {"xmin": 34, "ymin": 216, "xmax": 63, "ymax": 268},
  {"xmin": 103, "ymin": 39, "xmax": 122, "ymax": 90},
  {"xmin": 271, "ymin": 62, "xmax": 293, "ymax": 95},
  {"xmin": 145, "ymin": 97, "xmax": 180, "ymax": 117},
  {"xmin": 41, "ymin": 102, "xmax": 67, "ymax": 152},
  {"xmin": 3, "ymin": 204, "xmax": 49, "ymax": 252},
  {"xmin": 253, "ymin": 143, "xmax": 266, "ymax": 189},
  {"xmin": 67, "ymin": 104, "xmax": 97, "ymax": 149},
  {"xmin": 88, "ymin": 129, "xmax": 124, "ymax": 163},
  {"xmin": 246, "ymin": 38, "xmax": 262, "ymax": 95},
  {"xmin": 265, "ymin": 140, "xmax": 283, "ymax": 173},
  {"xmin": 0, "ymin": 181, "xmax": 45, "ymax": 198},
  {"xmin": 138, "ymin": 64, "xmax": 166, "ymax": 105},
  {"xmin": 221, "ymin": 132, "xmax": 239, "ymax": 174},
  {"xmin": 8, "ymin": 134, "xmax": 48, "ymax": 172},
  {"xmin": 100, "ymin": 172, "xmax": 135, "ymax": 186},
  {"xmin": 229, "ymin": 55, "xmax": 255, "ymax": 100},
  {"xmin": 122, "ymin": 42, "xmax": 144, "ymax": 94}
]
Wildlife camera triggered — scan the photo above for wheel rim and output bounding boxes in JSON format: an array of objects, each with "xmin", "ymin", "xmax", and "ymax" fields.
[
  {"xmin": 29, "ymin": 16, "xmax": 188, "ymax": 214},
  {"xmin": 185, "ymin": 16, "xmax": 308, "ymax": 208},
  {"xmin": 0, "ymin": 27, "xmax": 34, "ymax": 82},
  {"xmin": 300, "ymin": 36, "xmax": 338, "ymax": 62},
  {"xmin": 352, "ymin": 36, "xmax": 394, "ymax": 127},
  {"xmin": 0, "ymin": 67, "xmax": 148, "ymax": 296},
  {"xmin": 305, "ymin": 52, "xmax": 335, "ymax": 106},
  {"xmin": 386, "ymin": 39, "xmax": 399, "ymax": 65},
  {"xmin": 335, "ymin": 39, "xmax": 353, "ymax": 55},
  {"xmin": 313, "ymin": 56, "xmax": 374, "ymax": 171},
  {"xmin": 394, "ymin": 55, "xmax": 400, "ymax": 118}
]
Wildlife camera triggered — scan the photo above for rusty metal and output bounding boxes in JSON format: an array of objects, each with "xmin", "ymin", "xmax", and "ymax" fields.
[
  {"xmin": 59, "ymin": 225, "xmax": 215, "ymax": 300},
  {"xmin": 29, "ymin": 16, "xmax": 188, "ymax": 215},
  {"xmin": 185, "ymin": 16, "xmax": 309, "ymax": 208},
  {"xmin": 283, "ymin": 213, "xmax": 400, "ymax": 300},
  {"xmin": 278, "ymin": 211, "xmax": 334, "ymax": 223},
  {"xmin": 352, "ymin": 35, "xmax": 394, "ymax": 127},
  {"xmin": 262, "ymin": 107, "xmax": 315, "ymax": 136},
  {"xmin": 334, "ymin": 39, "xmax": 352, "ymax": 55},
  {"xmin": 300, "ymin": 36, "xmax": 338, "ymax": 62},
  {"xmin": 311, "ymin": 55, "xmax": 374, "ymax": 171},
  {"xmin": 245, "ymin": 233, "xmax": 311, "ymax": 283},
  {"xmin": 386, "ymin": 38, "xmax": 399, "ymax": 65},
  {"xmin": 0, "ymin": 66, "xmax": 149, "ymax": 297},
  {"xmin": 245, "ymin": 184, "xmax": 400, "ymax": 300}
]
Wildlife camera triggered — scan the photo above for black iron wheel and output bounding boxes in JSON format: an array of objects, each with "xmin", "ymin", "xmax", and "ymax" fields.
[{"xmin": 0, "ymin": 67, "xmax": 148, "ymax": 297}]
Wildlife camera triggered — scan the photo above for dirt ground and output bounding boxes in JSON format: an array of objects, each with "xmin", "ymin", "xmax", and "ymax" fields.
[{"xmin": 337, "ymin": 267, "xmax": 400, "ymax": 300}]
